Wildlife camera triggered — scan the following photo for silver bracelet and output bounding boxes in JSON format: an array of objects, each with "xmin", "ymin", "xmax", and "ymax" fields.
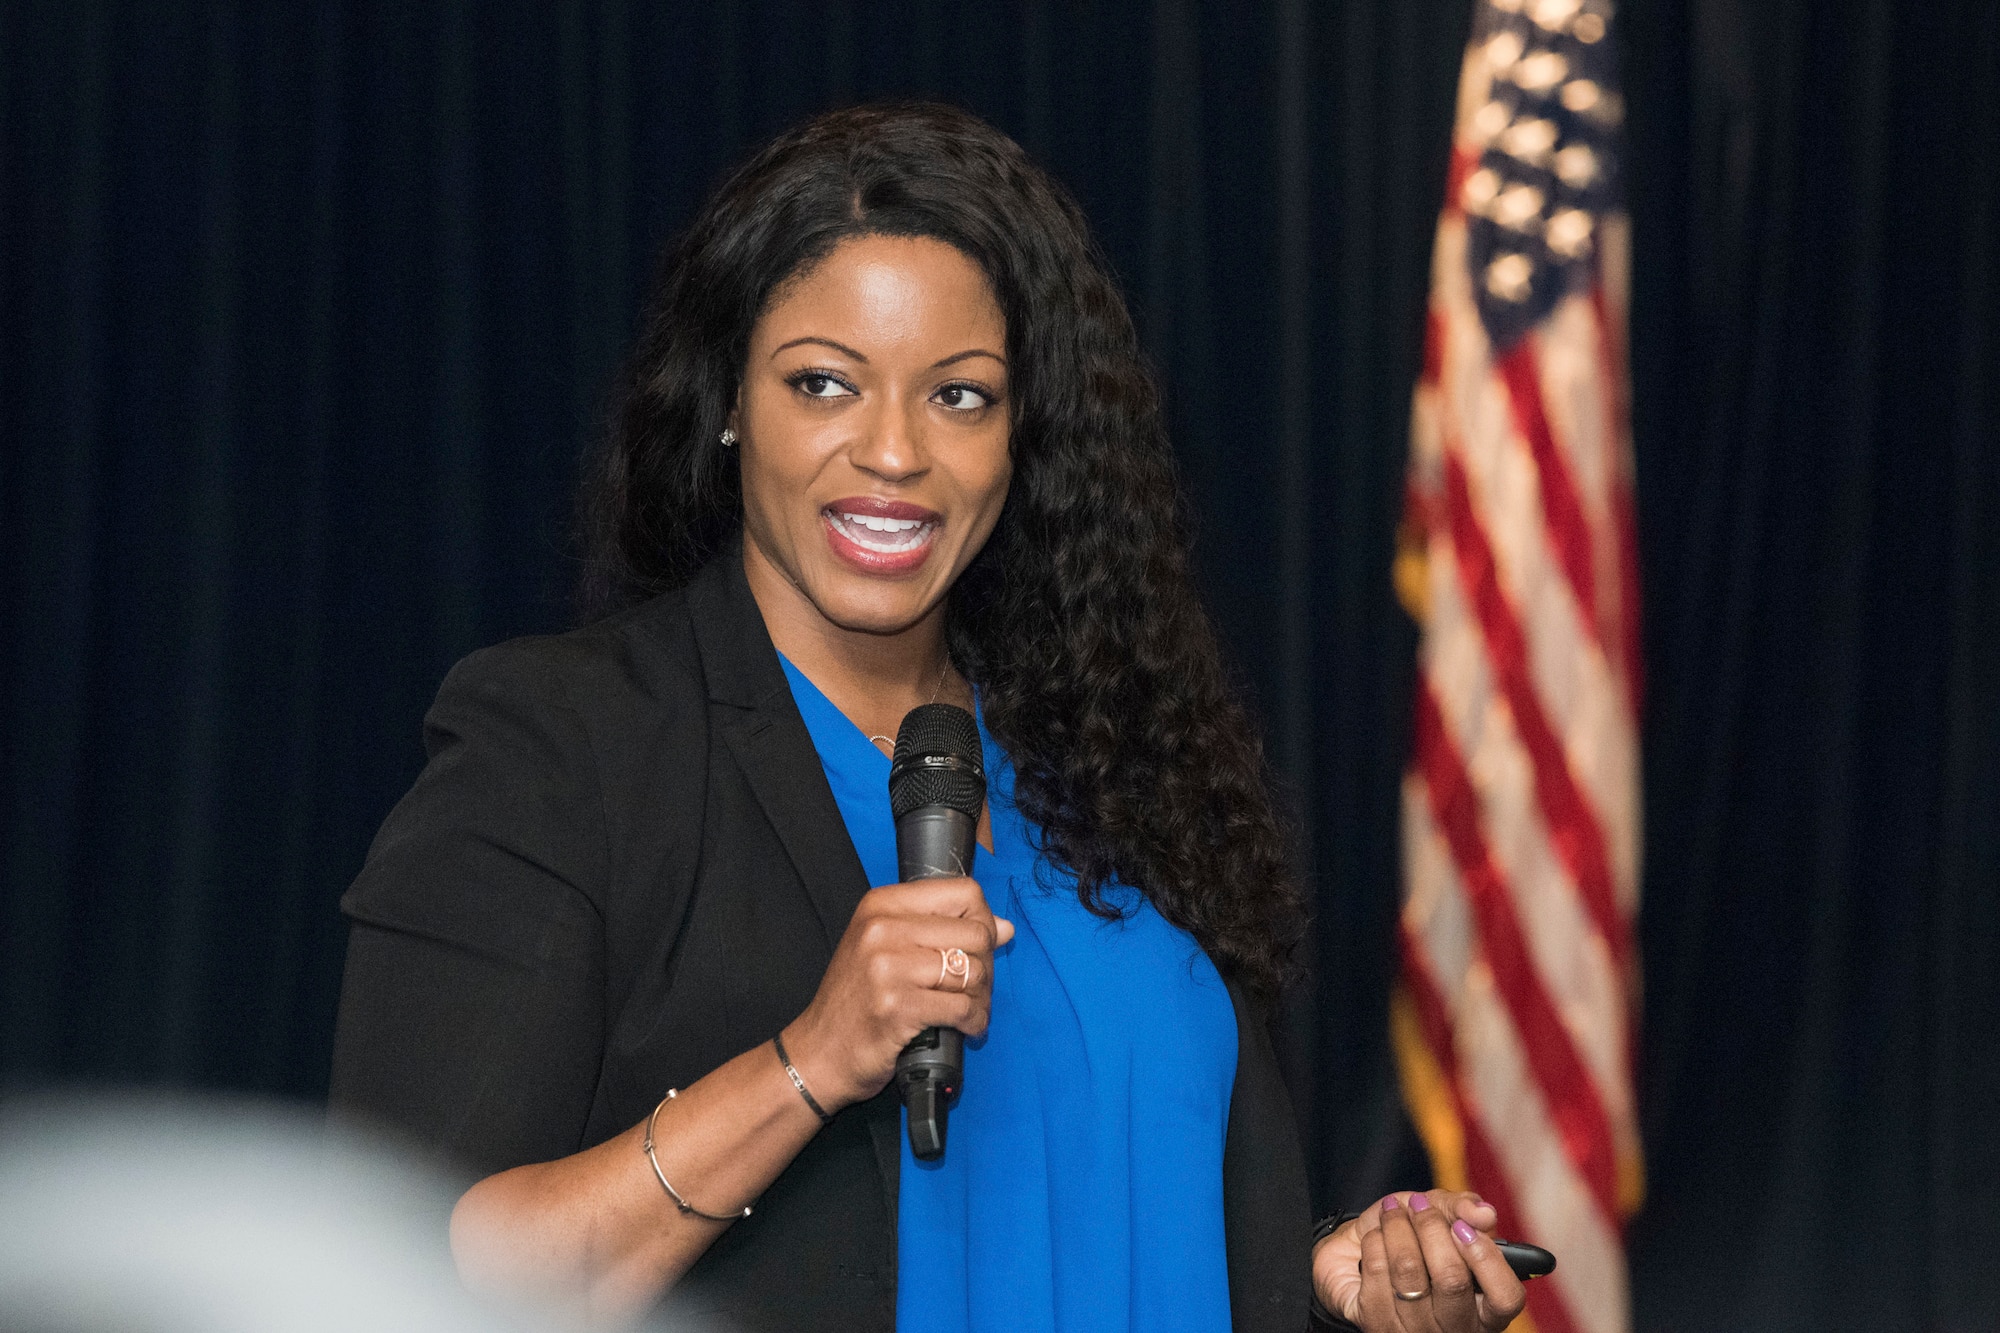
[{"xmin": 642, "ymin": 1089, "xmax": 752, "ymax": 1222}]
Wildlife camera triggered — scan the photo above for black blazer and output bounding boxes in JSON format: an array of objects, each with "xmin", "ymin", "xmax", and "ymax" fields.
[{"xmin": 330, "ymin": 550, "xmax": 1311, "ymax": 1331}]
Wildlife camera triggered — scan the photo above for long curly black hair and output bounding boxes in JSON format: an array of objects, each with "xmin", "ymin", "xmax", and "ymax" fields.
[{"xmin": 580, "ymin": 103, "xmax": 1303, "ymax": 1002}]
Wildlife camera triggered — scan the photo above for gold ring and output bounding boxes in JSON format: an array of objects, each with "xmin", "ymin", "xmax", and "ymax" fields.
[
  {"xmin": 1394, "ymin": 1288, "xmax": 1429, "ymax": 1302},
  {"xmin": 938, "ymin": 947, "xmax": 970, "ymax": 992}
]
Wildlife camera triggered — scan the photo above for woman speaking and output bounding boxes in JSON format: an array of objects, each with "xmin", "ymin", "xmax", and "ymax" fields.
[{"xmin": 330, "ymin": 103, "xmax": 1526, "ymax": 1333}]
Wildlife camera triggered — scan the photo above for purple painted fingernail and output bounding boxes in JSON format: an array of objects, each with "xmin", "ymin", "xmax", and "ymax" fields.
[
  {"xmin": 1453, "ymin": 1220, "xmax": 1478, "ymax": 1245},
  {"xmin": 1381, "ymin": 1194, "xmax": 1401, "ymax": 1211},
  {"xmin": 1409, "ymin": 1193, "xmax": 1431, "ymax": 1212}
]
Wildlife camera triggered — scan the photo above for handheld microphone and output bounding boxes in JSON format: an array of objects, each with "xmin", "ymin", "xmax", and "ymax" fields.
[{"xmin": 887, "ymin": 702, "xmax": 986, "ymax": 1162}]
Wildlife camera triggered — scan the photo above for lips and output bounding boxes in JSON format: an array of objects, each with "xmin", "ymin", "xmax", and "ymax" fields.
[{"xmin": 823, "ymin": 496, "xmax": 941, "ymax": 574}]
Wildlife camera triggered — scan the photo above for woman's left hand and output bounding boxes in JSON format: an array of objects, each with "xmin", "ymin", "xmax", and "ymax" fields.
[{"xmin": 1312, "ymin": 1190, "xmax": 1528, "ymax": 1332}]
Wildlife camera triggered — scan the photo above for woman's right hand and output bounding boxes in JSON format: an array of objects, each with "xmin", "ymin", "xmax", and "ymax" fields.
[
  {"xmin": 782, "ymin": 877, "xmax": 1014, "ymax": 1112},
  {"xmin": 450, "ymin": 878, "xmax": 1011, "ymax": 1315}
]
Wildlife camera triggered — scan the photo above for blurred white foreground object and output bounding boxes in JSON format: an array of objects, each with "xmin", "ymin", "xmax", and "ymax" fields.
[{"xmin": 0, "ymin": 1094, "xmax": 554, "ymax": 1333}]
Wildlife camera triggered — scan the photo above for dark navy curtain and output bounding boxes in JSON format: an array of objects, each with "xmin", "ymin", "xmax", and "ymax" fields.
[
  {"xmin": 1623, "ymin": 3, "xmax": 2000, "ymax": 1329},
  {"xmin": 4, "ymin": 4, "xmax": 1996, "ymax": 1330}
]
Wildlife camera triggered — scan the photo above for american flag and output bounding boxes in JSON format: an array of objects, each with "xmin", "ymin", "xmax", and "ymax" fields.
[{"xmin": 1392, "ymin": 3, "xmax": 1643, "ymax": 1333}]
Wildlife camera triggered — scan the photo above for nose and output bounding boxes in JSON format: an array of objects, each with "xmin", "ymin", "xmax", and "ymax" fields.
[{"xmin": 848, "ymin": 392, "xmax": 927, "ymax": 483}]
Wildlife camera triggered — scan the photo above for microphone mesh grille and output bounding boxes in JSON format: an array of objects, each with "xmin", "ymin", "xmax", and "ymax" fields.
[{"xmin": 889, "ymin": 703, "xmax": 986, "ymax": 820}]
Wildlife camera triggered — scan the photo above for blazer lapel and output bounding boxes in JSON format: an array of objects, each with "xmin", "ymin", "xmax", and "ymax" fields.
[
  {"xmin": 687, "ymin": 548, "xmax": 907, "ymax": 1228},
  {"xmin": 686, "ymin": 549, "xmax": 875, "ymax": 953}
]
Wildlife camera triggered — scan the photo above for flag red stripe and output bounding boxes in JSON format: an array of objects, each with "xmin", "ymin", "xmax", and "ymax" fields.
[
  {"xmin": 1588, "ymin": 282, "xmax": 1646, "ymax": 1091},
  {"xmin": 1443, "ymin": 146, "xmax": 1480, "ymax": 221},
  {"xmin": 1465, "ymin": 1109, "xmax": 1589, "ymax": 1333},
  {"xmin": 1612, "ymin": 486, "xmax": 1643, "ymax": 708},
  {"xmin": 1412, "ymin": 681, "xmax": 1621, "ymax": 1222},
  {"xmin": 1401, "ymin": 944, "xmax": 1590, "ymax": 1333},
  {"xmin": 1588, "ymin": 283, "xmax": 1644, "ymax": 709},
  {"xmin": 1424, "ymin": 307, "xmax": 1448, "ymax": 387},
  {"xmin": 1440, "ymin": 449, "xmax": 1632, "ymax": 977},
  {"xmin": 1495, "ymin": 339, "xmax": 1603, "ymax": 646}
]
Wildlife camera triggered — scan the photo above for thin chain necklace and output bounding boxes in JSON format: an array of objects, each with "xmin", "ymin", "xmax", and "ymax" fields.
[{"xmin": 868, "ymin": 655, "xmax": 952, "ymax": 755}]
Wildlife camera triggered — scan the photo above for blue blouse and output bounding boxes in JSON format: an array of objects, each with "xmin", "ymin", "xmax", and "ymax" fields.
[{"xmin": 778, "ymin": 657, "xmax": 1238, "ymax": 1333}]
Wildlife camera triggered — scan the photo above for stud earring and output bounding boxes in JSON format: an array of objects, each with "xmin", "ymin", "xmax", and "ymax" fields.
[{"xmin": 719, "ymin": 428, "xmax": 737, "ymax": 447}]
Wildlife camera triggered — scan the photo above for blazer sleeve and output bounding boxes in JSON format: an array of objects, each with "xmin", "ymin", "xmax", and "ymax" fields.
[
  {"xmin": 329, "ymin": 640, "xmax": 613, "ymax": 1179},
  {"xmin": 1223, "ymin": 978, "xmax": 1314, "ymax": 1332}
]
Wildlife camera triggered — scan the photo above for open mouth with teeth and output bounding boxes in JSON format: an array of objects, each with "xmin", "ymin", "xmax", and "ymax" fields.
[
  {"xmin": 829, "ymin": 510, "xmax": 932, "ymax": 550},
  {"xmin": 822, "ymin": 499, "xmax": 941, "ymax": 574}
]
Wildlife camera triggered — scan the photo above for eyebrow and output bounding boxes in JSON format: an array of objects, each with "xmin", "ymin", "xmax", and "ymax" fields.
[
  {"xmin": 768, "ymin": 336, "xmax": 1007, "ymax": 371},
  {"xmin": 932, "ymin": 348, "xmax": 1006, "ymax": 370},
  {"xmin": 770, "ymin": 336, "xmax": 868, "ymax": 362}
]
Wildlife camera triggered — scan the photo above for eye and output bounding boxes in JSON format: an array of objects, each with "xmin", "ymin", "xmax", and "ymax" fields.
[
  {"xmin": 933, "ymin": 383, "xmax": 996, "ymax": 412},
  {"xmin": 788, "ymin": 370, "xmax": 856, "ymax": 400}
]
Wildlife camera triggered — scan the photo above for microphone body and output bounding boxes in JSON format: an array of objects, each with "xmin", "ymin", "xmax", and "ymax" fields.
[{"xmin": 888, "ymin": 703, "xmax": 986, "ymax": 1162}]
